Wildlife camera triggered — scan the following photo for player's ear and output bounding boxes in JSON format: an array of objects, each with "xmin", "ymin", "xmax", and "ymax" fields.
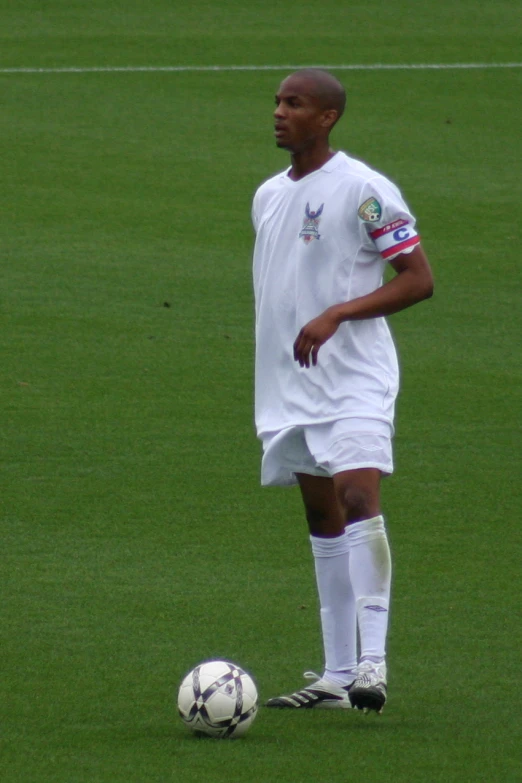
[{"xmin": 321, "ymin": 109, "xmax": 338, "ymax": 130}]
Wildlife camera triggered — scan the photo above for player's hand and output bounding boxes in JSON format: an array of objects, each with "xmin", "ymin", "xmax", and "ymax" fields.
[{"xmin": 293, "ymin": 307, "xmax": 342, "ymax": 368}]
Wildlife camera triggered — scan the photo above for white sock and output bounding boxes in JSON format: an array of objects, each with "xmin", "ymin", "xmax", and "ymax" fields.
[
  {"xmin": 310, "ymin": 531, "xmax": 357, "ymax": 685},
  {"xmin": 346, "ymin": 515, "xmax": 392, "ymax": 662}
]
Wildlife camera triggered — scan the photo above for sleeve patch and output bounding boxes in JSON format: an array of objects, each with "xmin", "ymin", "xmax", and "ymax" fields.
[
  {"xmin": 358, "ymin": 197, "xmax": 382, "ymax": 223},
  {"xmin": 370, "ymin": 219, "xmax": 419, "ymax": 259}
]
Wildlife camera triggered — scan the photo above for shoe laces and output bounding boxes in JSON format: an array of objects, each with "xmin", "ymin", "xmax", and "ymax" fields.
[
  {"xmin": 303, "ymin": 671, "xmax": 322, "ymax": 682},
  {"xmin": 357, "ymin": 659, "xmax": 386, "ymax": 678}
]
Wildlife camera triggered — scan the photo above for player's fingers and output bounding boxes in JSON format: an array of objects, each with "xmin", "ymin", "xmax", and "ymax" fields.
[
  {"xmin": 301, "ymin": 341, "xmax": 315, "ymax": 368},
  {"xmin": 294, "ymin": 330, "xmax": 319, "ymax": 367},
  {"xmin": 293, "ymin": 331, "xmax": 304, "ymax": 361}
]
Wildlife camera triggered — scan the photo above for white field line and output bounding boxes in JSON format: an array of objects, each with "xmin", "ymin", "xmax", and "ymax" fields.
[{"xmin": 0, "ymin": 62, "xmax": 521, "ymax": 74}]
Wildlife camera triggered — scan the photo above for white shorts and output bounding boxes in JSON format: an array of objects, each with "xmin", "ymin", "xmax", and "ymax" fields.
[{"xmin": 260, "ymin": 419, "xmax": 393, "ymax": 486}]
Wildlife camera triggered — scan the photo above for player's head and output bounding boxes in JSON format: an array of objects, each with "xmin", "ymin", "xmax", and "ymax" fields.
[{"xmin": 274, "ymin": 69, "xmax": 346, "ymax": 153}]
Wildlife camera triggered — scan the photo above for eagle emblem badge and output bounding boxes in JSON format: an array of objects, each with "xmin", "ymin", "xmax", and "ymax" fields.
[{"xmin": 299, "ymin": 202, "xmax": 324, "ymax": 243}]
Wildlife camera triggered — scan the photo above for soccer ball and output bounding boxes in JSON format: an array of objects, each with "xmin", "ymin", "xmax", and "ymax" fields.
[{"xmin": 177, "ymin": 660, "xmax": 258, "ymax": 738}]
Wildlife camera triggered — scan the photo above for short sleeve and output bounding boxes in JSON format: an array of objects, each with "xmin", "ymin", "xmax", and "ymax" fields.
[
  {"xmin": 251, "ymin": 190, "xmax": 260, "ymax": 232},
  {"xmin": 357, "ymin": 176, "xmax": 421, "ymax": 261}
]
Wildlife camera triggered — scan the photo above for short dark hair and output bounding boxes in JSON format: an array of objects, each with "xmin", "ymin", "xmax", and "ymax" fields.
[{"xmin": 291, "ymin": 68, "xmax": 346, "ymax": 120}]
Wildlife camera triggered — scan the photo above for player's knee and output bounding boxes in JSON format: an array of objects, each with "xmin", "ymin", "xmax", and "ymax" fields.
[
  {"xmin": 337, "ymin": 484, "xmax": 374, "ymax": 523},
  {"xmin": 304, "ymin": 504, "xmax": 328, "ymax": 530},
  {"xmin": 303, "ymin": 504, "xmax": 341, "ymax": 536}
]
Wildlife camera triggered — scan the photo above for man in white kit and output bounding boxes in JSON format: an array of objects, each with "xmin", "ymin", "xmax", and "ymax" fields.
[{"xmin": 252, "ymin": 69, "xmax": 434, "ymax": 713}]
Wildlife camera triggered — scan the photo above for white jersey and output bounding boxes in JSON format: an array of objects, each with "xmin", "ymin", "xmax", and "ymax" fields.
[{"xmin": 252, "ymin": 151, "xmax": 420, "ymax": 438}]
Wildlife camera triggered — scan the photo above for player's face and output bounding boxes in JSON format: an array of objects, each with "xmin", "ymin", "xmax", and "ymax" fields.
[{"xmin": 274, "ymin": 76, "xmax": 328, "ymax": 153}]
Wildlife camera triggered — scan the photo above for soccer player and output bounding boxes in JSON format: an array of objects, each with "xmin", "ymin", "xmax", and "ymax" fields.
[{"xmin": 252, "ymin": 69, "xmax": 433, "ymax": 713}]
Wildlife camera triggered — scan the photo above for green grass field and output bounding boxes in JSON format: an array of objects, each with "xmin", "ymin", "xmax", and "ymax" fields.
[{"xmin": 2, "ymin": 2, "xmax": 521, "ymax": 781}]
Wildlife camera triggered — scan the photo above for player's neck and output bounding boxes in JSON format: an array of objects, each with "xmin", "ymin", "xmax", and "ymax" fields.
[{"xmin": 288, "ymin": 145, "xmax": 336, "ymax": 181}]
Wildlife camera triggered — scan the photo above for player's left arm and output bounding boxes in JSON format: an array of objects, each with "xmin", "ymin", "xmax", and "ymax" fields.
[
  {"xmin": 293, "ymin": 244, "xmax": 433, "ymax": 367},
  {"xmin": 336, "ymin": 243, "xmax": 434, "ymax": 321}
]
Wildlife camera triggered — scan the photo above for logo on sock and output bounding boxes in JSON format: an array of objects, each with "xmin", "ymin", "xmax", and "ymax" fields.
[{"xmin": 364, "ymin": 605, "xmax": 388, "ymax": 612}]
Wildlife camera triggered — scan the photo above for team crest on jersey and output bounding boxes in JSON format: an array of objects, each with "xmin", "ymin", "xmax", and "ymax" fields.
[
  {"xmin": 358, "ymin": 197, "xmax": 382, "ymax": 223},
  {"xmin": 299, "ymin": 202, "xmax": 324, "ymax": 243}
]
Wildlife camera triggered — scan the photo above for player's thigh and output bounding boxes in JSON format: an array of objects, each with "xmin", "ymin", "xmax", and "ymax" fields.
[{"xmin": 296, "ymin": 472, "xmax": 345, "ymax": 537}]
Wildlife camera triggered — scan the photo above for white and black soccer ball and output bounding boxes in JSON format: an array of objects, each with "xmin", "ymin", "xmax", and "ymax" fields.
[{"xmin": 177, "ymin": 660, "xmax": 258, "ymax": 738}]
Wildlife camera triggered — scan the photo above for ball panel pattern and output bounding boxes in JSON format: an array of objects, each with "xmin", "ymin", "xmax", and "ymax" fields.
[{"xmin": 177, "ymin": 660, "xmax": 258, "ymax": 738}]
